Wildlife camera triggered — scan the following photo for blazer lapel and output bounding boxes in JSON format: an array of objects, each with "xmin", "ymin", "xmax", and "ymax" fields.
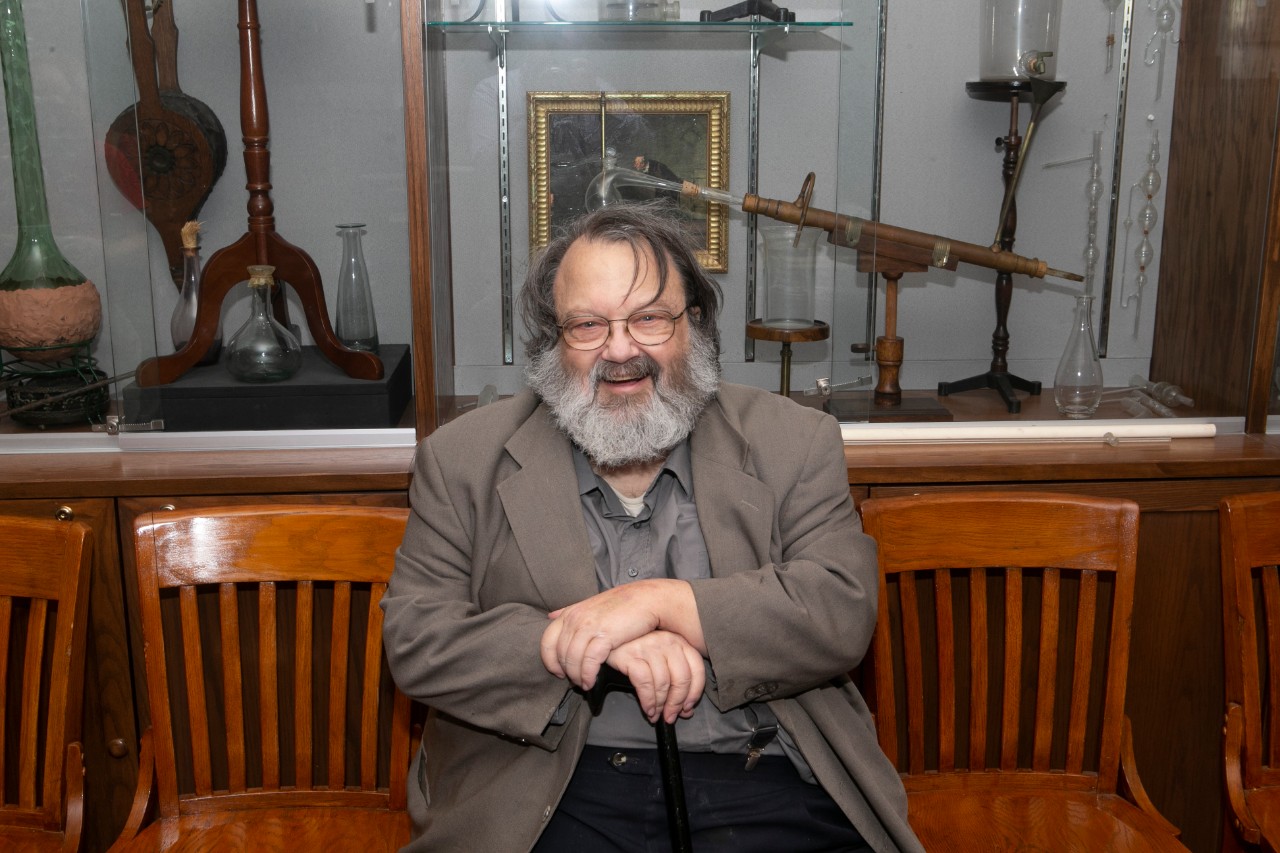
[
  {"xmin": 690, "ymin": 399, "xmax": 775, "ymax": 576},
  {"xmin": 497, "ymin": 403, "xmax": 600, "ymax": 610}
]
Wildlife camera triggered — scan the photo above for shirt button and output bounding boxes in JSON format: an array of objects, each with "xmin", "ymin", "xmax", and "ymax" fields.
[{"xmin": 627, "ymin": 567, "xmax": 639, "ymax": 578}]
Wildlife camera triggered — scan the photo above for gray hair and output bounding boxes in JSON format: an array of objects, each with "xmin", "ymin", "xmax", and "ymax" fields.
[{"xmin": 518, "ymin": 203, "xmax": 723, "ymax": 360}]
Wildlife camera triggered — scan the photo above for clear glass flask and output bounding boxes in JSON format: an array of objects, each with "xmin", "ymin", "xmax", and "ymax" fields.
[
  {"xmin": 225, "ymin": 265, "xmax": 302, "ymax": 382},
  {"xmin": 169, "ymin": 221, "xmax": 222, "ymax": 364},
  {"xmin": 1054, "ymin": 294, "xmax": 1104, "ymax": 419},
  {"xmin": 334, "ymin": 223, "xmax": 379, "ymax": 353}
]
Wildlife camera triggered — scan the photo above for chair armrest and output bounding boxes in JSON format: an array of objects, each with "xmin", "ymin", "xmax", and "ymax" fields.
[
  {"xmin": 62, "ymin": 742, "xmax": 84, "ymax": 853},
  {"xmin": 1224, "ymin": 702, "xmax": 1262, "ymax": 845},
  {"xmin": 110, "ymin": 729, "xmax": 157, "ymax": 847},
  {"xmin": 1119, "ymin": 714, "xmax": 1182, "ymax": 838}
]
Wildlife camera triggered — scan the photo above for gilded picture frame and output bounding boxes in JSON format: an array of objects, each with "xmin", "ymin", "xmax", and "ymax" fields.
[{"xmin": 528, "ymin": 91, "xmax": 730, "ymax": 273}]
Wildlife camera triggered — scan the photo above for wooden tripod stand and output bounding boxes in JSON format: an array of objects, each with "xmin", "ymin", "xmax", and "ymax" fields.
[{"xmin": 137, "ymin": 0, "xmax": 382, "ymax": 387}]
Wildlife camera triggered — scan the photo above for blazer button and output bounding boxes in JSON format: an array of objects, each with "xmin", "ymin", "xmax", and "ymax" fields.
[{"xmin": 543, "ymin": 806, "xmax": 552, "ymax": 821}]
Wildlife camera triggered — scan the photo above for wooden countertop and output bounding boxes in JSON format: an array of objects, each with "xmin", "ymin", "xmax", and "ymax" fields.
[
  {"xmin": 1, "ymin": 446, "xmax": 416, "ymax": 499},
  {"xmin": 843, "ymin": 433, "xmax": 1280, "ymax": 484},
  {"xmin": 4, "ymin": 389, "xmax": 1279, "ymax": 499}
]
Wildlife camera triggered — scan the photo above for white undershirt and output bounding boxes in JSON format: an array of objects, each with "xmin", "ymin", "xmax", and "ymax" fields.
[{"xmin": 607, "ymin": 483, "xmax": 647, "ymax": 517}]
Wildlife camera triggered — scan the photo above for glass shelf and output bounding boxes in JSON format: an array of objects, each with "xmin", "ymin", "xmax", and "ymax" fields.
[{"xmin": 425, "ymin": 20, "xmax": 854, "ymax": 31}]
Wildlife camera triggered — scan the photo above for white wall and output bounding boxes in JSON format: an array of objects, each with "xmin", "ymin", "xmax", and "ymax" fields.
[{"xmin": 0, "ymin": 0, "xmax": 1177, "ymax": 401}]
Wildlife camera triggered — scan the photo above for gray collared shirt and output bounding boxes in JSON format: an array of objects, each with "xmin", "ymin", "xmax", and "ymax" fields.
[{"xmin": 572, "ymin": 442, "xmax": 789, "ymax": 761}]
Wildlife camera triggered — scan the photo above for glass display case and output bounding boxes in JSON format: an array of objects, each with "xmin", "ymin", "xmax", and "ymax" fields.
[
  {"xmin": 406, "ymin": 0, "xmax": 883, "ymax": 434},
  {"xmin": 1, "ymin": 0, "xmax": 415, "ymax": 449},
  {"xmin": 7, "ymin": 0, "xmax": 1275, "ymax": 451},
  {"xmin": 403, "ymin": 0, "xmax": 1213, "ymax": 439}
]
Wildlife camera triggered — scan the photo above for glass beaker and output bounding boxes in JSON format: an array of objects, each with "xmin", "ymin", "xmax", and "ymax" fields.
[
  {"xmin": 225, "ymin": 265, "xmax": 302, "ymax": 383},
  {"xmin": 759, "ymin": 225, "xmax": 820, "ymax": 329},
  {"xmin": 1054, "ymin": 294, "xmax": 1104, "ymax": 419},
  {"xmin": 979, "ymin": 0, "xmax": 1062, "ymax": 81},
  {"xmin": 334, "ymin": 223, "xmax": 379, "ymax": 352}
]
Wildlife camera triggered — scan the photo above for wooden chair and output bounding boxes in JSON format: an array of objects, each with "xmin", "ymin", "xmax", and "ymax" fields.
[
  {"xmin": 0, "ymin": 515, "xmax": 92, "ymax": 853},
  {"xmin": 110, "ymin": 505, "xmax": 412, "ymax": 852},
  {"xmin": 859, "ymin": 491, "xmax": 1187, "ymax": 851},
  {"xmin": 1220, "ymin": 491, "xmax": 1280, "ymax": 850}
]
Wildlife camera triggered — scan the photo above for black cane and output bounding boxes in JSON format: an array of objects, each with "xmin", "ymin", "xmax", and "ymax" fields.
[{"xmin": 587, "ymin": 664, "xmax": 692, "ymax": 853}]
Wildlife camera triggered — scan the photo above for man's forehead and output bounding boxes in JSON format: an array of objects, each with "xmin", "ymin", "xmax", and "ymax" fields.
[{"xmin": 554, "ymin": 237, "xmax": 678, "ymax": 304}]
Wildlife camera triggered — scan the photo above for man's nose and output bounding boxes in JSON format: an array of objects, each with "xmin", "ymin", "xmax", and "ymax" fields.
[{"xmin": 599, "ymin": 318, "xmax": 642, "ymax": 361}]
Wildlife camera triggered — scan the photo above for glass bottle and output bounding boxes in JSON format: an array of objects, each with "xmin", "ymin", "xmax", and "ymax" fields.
[
  {"xmin": 169, "ymin": 221, "xmax": 222, "ymax": 365},
  {"xmin": 1054, "ymin": 294, "xmax": 1104, "ymax": 419},
  {"xmin": 0, "ymin": 0, "xmax": 101, "ymax": 362},
  {"xmin": 334, "ymin": 224, "xmax": 379, "ymax": 352},
  {"xmin": 225, "ymin": 265, "xmax": 302, "ymax": 382}
]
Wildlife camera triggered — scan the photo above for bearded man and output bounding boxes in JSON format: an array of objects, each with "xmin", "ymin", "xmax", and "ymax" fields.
[{"xmin": 381, "ymin": 204, "xmax": 922, "ymax": 853}]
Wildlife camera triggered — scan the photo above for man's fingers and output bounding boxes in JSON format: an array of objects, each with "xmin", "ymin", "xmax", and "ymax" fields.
[{"xmin": 540, "ymin": 620, "xmax": 566, "ymax": 678}]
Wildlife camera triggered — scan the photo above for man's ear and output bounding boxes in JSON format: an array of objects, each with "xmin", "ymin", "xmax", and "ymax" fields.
[{"xmin": 690, "ymin": 305, "xmax": 701, "ymax": 320}]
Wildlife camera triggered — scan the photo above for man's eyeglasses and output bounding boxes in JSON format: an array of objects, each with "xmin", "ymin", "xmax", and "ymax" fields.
[{"xmin": 557, "ymin": 308, "xmax": 688, "ymax": 351}]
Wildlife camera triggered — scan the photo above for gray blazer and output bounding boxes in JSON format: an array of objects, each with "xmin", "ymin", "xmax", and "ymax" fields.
[{"xmin": 382, "ymin": 382, "xmax": 921, "ymax": 853}]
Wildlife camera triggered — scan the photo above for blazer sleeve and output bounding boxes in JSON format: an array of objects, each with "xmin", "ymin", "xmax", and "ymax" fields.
[
  {"xmin": 380, "ymin": 436, "xmax": 580, "ymax": 750},
  {"xmin": 691, "ymin": 413, "xmax": 878, "ymax": 710}
]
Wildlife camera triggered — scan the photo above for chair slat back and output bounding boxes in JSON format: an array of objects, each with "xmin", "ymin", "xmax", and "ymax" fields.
[
  {"xmin": 860, "ymin": 492, "xmax": 1139, "ymax": 795},
  {"xmin": 1220, "ymin": 492, "xmax": 1280, "ymax": 789},
  {"xmin": 132, "ymin": 505, "xmax": 412, "ymax": 818},
  {"xmin": 0, "ymin": 515, "xmax": 91, "ymax": 832}
]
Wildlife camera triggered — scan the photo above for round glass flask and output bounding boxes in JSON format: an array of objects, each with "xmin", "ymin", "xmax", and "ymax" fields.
[{"xmin": 225, "ymin": 265, "xmax": 302, "ymax": 382}]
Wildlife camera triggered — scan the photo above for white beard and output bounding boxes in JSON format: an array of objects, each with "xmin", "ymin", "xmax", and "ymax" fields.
[{"xmin": 526, "ymin": 327, "xmax": 720, "ymax": 468}]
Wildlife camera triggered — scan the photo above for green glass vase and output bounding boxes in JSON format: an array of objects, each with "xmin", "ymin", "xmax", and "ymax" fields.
[{"xmin": 0, "ymin": 0, "xmax": 101, "ymax": 361}]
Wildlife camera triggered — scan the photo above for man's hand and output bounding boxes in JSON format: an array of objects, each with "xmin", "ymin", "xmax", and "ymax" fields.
[
  {"xmin": 607, "ymin": 631, "xmax": 705, "ymax": 724},
  {"xmin": 541, "ymin": 578, "xmax": 705, "ymax": 691}
]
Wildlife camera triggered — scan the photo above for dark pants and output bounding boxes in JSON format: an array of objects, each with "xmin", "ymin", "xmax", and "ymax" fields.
[{"xmin": 532, "ymin": 746, "xmax": 872, "ymax": 853}]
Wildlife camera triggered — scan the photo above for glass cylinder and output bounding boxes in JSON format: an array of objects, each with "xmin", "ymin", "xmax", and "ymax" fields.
[
  {"xmin": 1054, "ymin": 294, "xmax": 1104, "ymax": 419},
  {"xmin": 334, "ymin": 223, "xmax": 380, "ymax": 352},
  {"xmin": 225, "ymin": 265, "xmax": 302, "ymax": 382},
  {"xmin": 759, "ymin": 225, "xmax": 820, "ymax": 329},
  {"xmin": 169, "ymin": 222, "xmax": 222, "ymax": 365},
  {"xmin": 598, "ymin": 1, "xmax": 678, "ymax": 21},
  {"xmin": 978, "ymin": 0, "xmax": 1062, "ymax": 81},
  {"xmin": 0, "ymin": 0, "xmax": 101, "ymax": 362}
]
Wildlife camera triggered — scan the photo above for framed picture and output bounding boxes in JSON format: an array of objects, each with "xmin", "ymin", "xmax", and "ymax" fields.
[{"xmin": 528, "ymin": 91, "xmax": 730, "ymax": 273}]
